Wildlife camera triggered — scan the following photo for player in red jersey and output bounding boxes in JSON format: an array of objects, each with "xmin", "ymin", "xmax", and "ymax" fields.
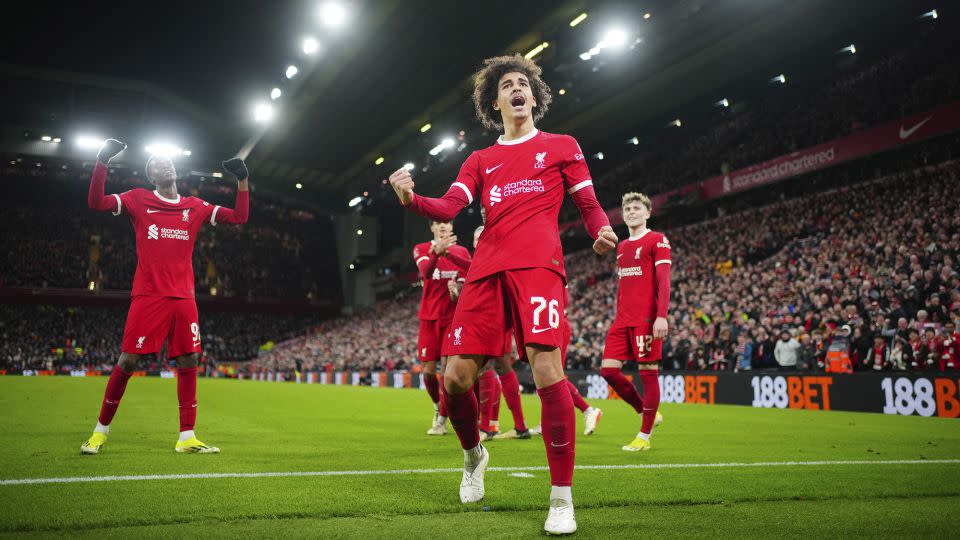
[
  {"xmin": 414, "ymin": 220, "xmax": 472, "ymax": 435},
  {"xmin": 389, "ymin": 55, "xmax": 615, "ymax": 535},
  {"xmin": 601, "ymin": 192, "xmax": 671, "ymax": 452},
  {"xmin": 80, "ymin": 139, "xmax": 249, "ymax": 455}
]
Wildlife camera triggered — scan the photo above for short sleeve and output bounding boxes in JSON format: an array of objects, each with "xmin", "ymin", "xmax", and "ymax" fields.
[
  {"xmin": 451, "ymin": 152, "xmax": 481, "ymax": 204},
  {"xmin": 560, "ymin": 136, "xmax": 592, "ymax": 193},
  {"xmin": 654, "ymin": 234, "xmax": 672, "ymax": 266}
]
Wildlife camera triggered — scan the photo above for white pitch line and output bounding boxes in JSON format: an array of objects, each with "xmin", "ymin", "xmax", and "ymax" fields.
[{"xmin": 2, "ymin": 459, "xmax": 957, "ymax": 486}]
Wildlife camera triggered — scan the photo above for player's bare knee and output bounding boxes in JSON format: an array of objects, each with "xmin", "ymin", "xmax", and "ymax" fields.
[
  {"xmin": 444, "ymin": 369, "xmax": 473, "ymax": 394},
  {"xmin": 175, "ymin": 353, "xmax": 199, "ymax": 369},
  {"xmin": 117, "ymin": 353, "xmax": 140, "ymax": 372}
]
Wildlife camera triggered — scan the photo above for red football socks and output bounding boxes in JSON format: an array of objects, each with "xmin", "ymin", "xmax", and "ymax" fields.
[
  {"xmin": 438, "ymin": 375, "xmax": 448, "ymax": 417},
  {"xmin": 176, "ymin": 367, "xmax": 198, "ymax": 432},
  {"xmin": 424, "ymin": 372, "xmax": 441, "ymax": 405},
  {"xmin": 446, "ymin": 388, "xmax": 481, "ymax": 450},
  {"xmin": 566, "ymin": 379, "xmax": 590, "ymax": 412},
  {"xmin": 97, "ymin": 365, "xmax": 132, "ymax": 426},
  {"xmin": 498, "ymin": 370, "xmax": 527, "ymax": 431},
  {"xmin": 601, "ymin": 367, "xmax": 644, "ymax": 414},
  {"xmin": 491, "ymin": 373, "xmax": 502, "ymax": 424},
  {"xmin": 478, "ymin": 370, "xmax": 497, "ymax": 431},
  {"xmin": 538, "ymin": 379, "xmax": 576, "ymax": 487},
  {"xmin": 639, "ymin": 370, "xmax": 661, "ymax": 435}
]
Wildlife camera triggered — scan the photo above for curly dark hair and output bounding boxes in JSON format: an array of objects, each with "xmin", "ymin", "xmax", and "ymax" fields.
[{"xmin": 471, "ymin": 54, "xmax": 552, "ymax": 132}]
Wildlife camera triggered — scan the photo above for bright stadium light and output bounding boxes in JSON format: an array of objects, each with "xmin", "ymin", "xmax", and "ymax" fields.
[
  {"xmin": 348, "ymin": 196, "xmax": 363, "ymax": 207},
  {"xmin": 295, "ymin": 182, "xmax": 303, "ymax": 189},
  {"xmin": 644, "ymin": 12, "xmax": 652, "ymax": 20},
  {"xmin": 838, "ymin": 44, "xmax": 856, "ymax": 54},
  {"xmin": 429, "ymin": 138, "xmax": 456, "ymax": 156},
  {"xmin": 579, "ymin": 52, "xmax": 592, "ymax": 61},
  {"xmin": 182, "ymin": 150, "xmax": 192, "ymax": 156},
  {"xmin": 253, "ymin": 102, "xmax": 274, "ymax": 123},
  {"xmin": 558, "ymin": 88, "xmax": 566, "ymax": 95},
  {"xmin": 569, "ymin": 12, "xmax": 588, "ymax": 27},
  {"xmin": 271, "ymin": 87, "xmax": 282, "ymax": 100},
  {"xmin": 318, "ymin": 2, "xmax": 347, "ymax": 28},
  {"xmin": 921, "ymin": 9, "xmax": 938, "ymax": 19},
  {"xmin": 41, "ymin": 135, "xmax": 51, "ymax": 142},
  {"xmin": 145, "ymin": 143, "xmax": 186, "ymax": 157},
  {"xmin": 403, "ymin": 162, "xmax": 415, "ymax": 171},
  {"xmin": 716, "ymin": 98, "xmax": 730, "ymax": 107},
  {"xmin": 420, "ymin": 123, "xmax": 432, "ymax": 133},
  {"xmin": 75, "ymin": 135, "xmax": 104, "ymax": 150},
  {"xmin": 348, "ymin": 263, "xmax": 355, "ymax": 270},
  {"xmin": 374, "ymin": 156, "xmax": 385, "ymax": 166},
  {"xmin": 628, "ymin": 136, "xmax": 639, "ymax": 145},
  {"xmin": 302, "ymin": 36, "xmax": 320, "ymax": 55},
  {"xmin": 770, "ymin": 73, "xmax": 787, "ymax": 84},
  {"xmin": 600, "ymin": 28, "xmax": 629, "ymax": 49},
  {"xmin": 285, "ymin": 65, "xmax": 299, "ymax": 79},
  {"xmin": 212, "ymin": 172, "xmax": 224, "ymax": 178},
  {"xmin": 670, "ymin": 118, "xmax": 682, "ymax": 127},
  {"xmin": 524, "ymin": 42, "xmax": 549, "ymax": 60},
  {"xmin": 595, "ymin": 152, "xmax": 604, "ymax": 160},
  {"xmin": 356, "ymin": 229, "xmax": 363, "ymax": 236},
  {"xmin": 52, "ymin": 137, "xmax": 61, "ymax": 143}
]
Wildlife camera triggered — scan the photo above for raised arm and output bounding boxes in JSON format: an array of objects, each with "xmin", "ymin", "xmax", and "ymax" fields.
[
  {"xmin": 87, "ymin": 139, "xmax": 127, "ymax": 213},
  {"xmin": 212, "ymin": 158, "xmax": 250, "ymax": 225},
  {"xmin": 389, "ymin": 153, "xmax": 479, "ymax": 222},
  {"xmin": 390, "ymin": 169, "xmax": 471, "ymax": 222}
]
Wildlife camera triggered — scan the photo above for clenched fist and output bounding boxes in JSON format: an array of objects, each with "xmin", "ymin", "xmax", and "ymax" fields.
[
  {"xmin": 593, "ymin": 225, "xmax": 618, "ymax": 255},
  {"xmin": 389, "ymin": 168, "xmax": 415, "ymax": 205}
]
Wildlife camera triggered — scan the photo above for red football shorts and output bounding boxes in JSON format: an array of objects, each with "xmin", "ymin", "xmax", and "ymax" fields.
[
  {"xmin": 121, "ymin": 296, "xmax": 201, "ymax": 357},
  {"xmin": 602, "ymin": 323, "xmax": 662, "ymax": 364},
  {"xmin": 446, "ymin": 268, "xmax": 566, "ymax": 358},
  {"xmin": 418, "ymin": 318, "xmax": 451, "ymax": 362}
]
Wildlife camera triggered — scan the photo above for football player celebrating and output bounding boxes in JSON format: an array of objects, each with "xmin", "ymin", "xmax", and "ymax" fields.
[{"xmin": 81, "ymin": 139, "xmax": 249, "ymax": 455}]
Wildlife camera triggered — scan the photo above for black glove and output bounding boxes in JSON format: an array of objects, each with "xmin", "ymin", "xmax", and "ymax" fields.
[
  {"xmin": 97, "ymin": 139, "xmax": 127, "ymax": 164},
  {"xmin": 222, "ymin": 158, "xmax": 249, "ymax": 180}
]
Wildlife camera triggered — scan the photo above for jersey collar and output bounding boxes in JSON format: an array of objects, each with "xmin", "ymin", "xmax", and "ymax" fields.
[
  {"xmin": 497, "ymin": 128, "xmax": 539, "ymax": 146},
  {"xmin": 628, "ymin": 229, "xmax": 651, "ymax": 241},
  {"xmin": 153, "ymin": 190, "xmax": 181, "ymax": 204}
]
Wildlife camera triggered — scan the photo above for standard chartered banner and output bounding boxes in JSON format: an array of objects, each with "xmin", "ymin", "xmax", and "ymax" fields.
[{"xmin": 558, "ymin": 371, "xmax": 960, "ymax": 419}]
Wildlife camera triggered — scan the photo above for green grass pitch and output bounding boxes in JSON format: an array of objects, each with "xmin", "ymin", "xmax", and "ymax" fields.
[{"xmin": 0, "ymin": 376, "xmax": 958, "ymax": 538}]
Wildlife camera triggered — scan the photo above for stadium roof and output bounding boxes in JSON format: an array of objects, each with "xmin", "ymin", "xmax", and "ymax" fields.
[{"xmin": 0, "ymin": 0, "xmax": 929, "ymax": 204}]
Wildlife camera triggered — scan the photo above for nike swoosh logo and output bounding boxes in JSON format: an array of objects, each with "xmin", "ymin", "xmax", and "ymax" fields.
[
  {"xmin": 146, "ymin": 209, "xmax": 160, "ymax": 213},
  {"xmin": 550, "ymin": 441, "xmax": 570, "ymax": 447},
  {"xmin": 531, "ymin": 327, "xmax": 553, "ymax": 334},
  {"xmin": 899, "ymin": 116, "xmax": 932, "ymax": 140},
  {"xmin": 485, "ymin": 164, "xmax": 504, "ymax": 174}
]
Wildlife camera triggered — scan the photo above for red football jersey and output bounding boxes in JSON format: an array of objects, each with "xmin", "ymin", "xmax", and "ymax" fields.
[
  {"xmin": 113, "ymin": 189, "xmax": 218, "ymax": 298},
  {"xmin": 415, "ymin": 130, "xmax": 600, "ymax": 283},
  {"xmin": 613, "ymin": 229, "xmax": 672, "ymax": 327},
  {"xmin": 413, "ymin": 242, "xmax": 470, "ymax": 320}
]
